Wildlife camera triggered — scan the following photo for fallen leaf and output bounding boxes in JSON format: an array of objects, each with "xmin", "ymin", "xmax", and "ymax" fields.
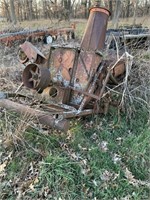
[
  {"xmin": 0, "ymin": 161, "xmax": 8, "ymax": 173},
  {"xmin": 124, "ymin": 167, "xmax": 150, "ymax": 188},
  {"xmin": 100, "ymin": 170, "xmax": 113, "ymax": 181},
  {"xmin": 29, "ymin": 183, "xmax": 35, "ymax": 191},
  {"xmin": 124, "ymin": 167, "xmax": 138, "ymax": 186},
  {"xmin": 34, "ymin": 177, "xmax": 39, "ymax": 184},
  {"xmin": 29, "ymin": 177, "xmax": 39, "ymax": 191}
]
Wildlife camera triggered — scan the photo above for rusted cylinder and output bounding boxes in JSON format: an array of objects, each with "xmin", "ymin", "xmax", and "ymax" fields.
[
  {"xmin": 80, "ymin": 6, "xmax": 110, "ymax": 51},
  {"xmin": 0, "ymin": 99, "xmax": 69, "ymax": 132}
]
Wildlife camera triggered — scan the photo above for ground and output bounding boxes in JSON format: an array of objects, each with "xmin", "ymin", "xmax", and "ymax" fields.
[{"xmin": 0, "ymin": 18, "xmax": 150, "ymax": 200}]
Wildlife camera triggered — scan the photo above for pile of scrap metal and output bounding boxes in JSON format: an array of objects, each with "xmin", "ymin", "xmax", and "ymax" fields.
[
  {"xmin": 106, "ymin": 24, "xmax": 150, "ymax": 49},
  {"xmin": 0, "ymin": 25, "xmax": 75, "ymax": 46},
  {"xmin": 0, "ymin": 5, "xmax": 127, "ymax": 132}
]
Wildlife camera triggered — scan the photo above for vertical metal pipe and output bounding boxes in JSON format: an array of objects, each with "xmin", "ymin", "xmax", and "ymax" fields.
[{"xmin": 80, "ymin": 6, "xmax": 110, "ymax": 51}]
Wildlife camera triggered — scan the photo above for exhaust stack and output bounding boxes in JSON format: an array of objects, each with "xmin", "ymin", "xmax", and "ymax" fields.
[{"xmin": 81, "ymin": 6, "xmax": 110, "ymax": 51}]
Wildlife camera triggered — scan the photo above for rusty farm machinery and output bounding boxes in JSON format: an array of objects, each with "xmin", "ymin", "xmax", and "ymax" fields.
[
  {"xmin": 0, "ymin": 5, "xmax": 127, "ymax": 132},
  {"xmin": 0, "ymin": 25, "xmax": 75, "ymax": 46}
]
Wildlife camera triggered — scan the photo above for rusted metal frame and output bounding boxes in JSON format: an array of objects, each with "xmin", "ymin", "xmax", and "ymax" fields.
[
  {"xmin": 69, "ymin": 48, "xmax": 80, "ymax": 86},
  {"xmin": 0, "ymin": 34, "xmax": 36, "ymax": 44},
  {"xmin": 79, "ymin": 53, "xmax": 90, "ymax": 78},
  {"xmin": 41, "ymin": 103, "xmax": 77, "ymax": 112},
  {"xmin": 40, "ymin": 105, "xmax": 99, "ymax": 119},
  {"xmin": 0, "ymin": 27, "xmax": 75, "ymax": 45},
  {"xmin": 97, "ymin": 70, "xmax": 111, "ymax": 101},
  {"xmin": 68, "ymin": 85, "xmax": 100, "ymax": 100},
  {"xmin": 62, "ymin": 109, "xmax": 96, "ymax": 118},
  {"xmin": 76, "ymin": 50, "xmax": 103, "ymax": 106},
  {"xmin": 47, "ymin": 46, "xmax": 53, "ymax": 69},
  {"xmin": 0, "ymin": 94, "xmax": 103, "ymax": 122},
  {"xmin": 19, "ymin": 41, "xmax": 47, "ymax": 64},
  {"xmin": 78, "ymin": 61, "xmax": 105, "ymax": 111},
  {"xmin": 0, "ymin": 99, "xmax": 69, "ymax": 132},
  {"xmin": 63, "ymin": 48, "xmax": 80, "ymax": 104},
  {"xmin": 97, "ymin": 59, "xmax": 125, "ymax": 101},
  {"xmin": 0, "ymin": 29, "xmax": 74, "ymax": 42},
  {"xmin": 0, "ymin": 95, "xmax": 99, "ymax": 130}
]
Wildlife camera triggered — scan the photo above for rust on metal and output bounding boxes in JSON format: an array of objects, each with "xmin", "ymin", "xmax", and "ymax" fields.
[
  {"xmin": 0, "ymin": 5, "xmax": 127, "ymax": 131},
  {"xmin": 0, "ymin": 26, "xmax": 75, "ymax": 46},
  {"xmin": 22, "ymin": 63, "xmax": 50, "ymax": 91},
  {"xmin": 19, "ymin": 41, "xmax": 47, "ymax": 64},
  {"xmin": 81, "ymin": 6, "xmax": 110, "ymax": 51},
  {"xmin": 0, "ymin": 99, "xmax": 69, "ymax": 132}
]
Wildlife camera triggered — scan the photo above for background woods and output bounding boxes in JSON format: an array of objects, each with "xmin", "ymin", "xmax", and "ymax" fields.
[{"xmin": 0, "ymin": 0, "xmax": 150, "ymax": 24}]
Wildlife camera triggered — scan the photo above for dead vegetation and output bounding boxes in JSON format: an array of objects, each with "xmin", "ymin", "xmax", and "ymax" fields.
[{"xmin": 0, "ymin": 19, "xmax": 150, "ymax": 200}]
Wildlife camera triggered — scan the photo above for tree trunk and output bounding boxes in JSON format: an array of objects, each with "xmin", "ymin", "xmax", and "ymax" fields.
[
  {"xmin": 112, "ymin": 0, "xmax": 122, "ymax": 29},
  {"xmin": 126, "ymin": 0, "xmax": 130, "ymax": 18},
  {"xmin": 82, "ymin": 0, "xmax": 88, "ymax": 18},
  {"xmin": 43, "ymin": 0, "xmax": 46, "ymax": 18},
  {"xmin": 35, "ymin": 0, "xmax": 38, "ymax": 19},
  {"xmin": 17, "ymin": 1, "xmax": 20, "ymax": 21},
  {"xmin": 133, "ymin": 0, "xmax": 138, "ymax": 26},
  {"xmin": 28, "ymin": 0, "xmax": 33, "ymax": 20},
  {"xmin": 3, "ymin": 0, "xmax": 11, "ymax": 22},
  {"xmin": 109, "ymin": 0, "xmax": 113, "ymax": 20},
  {"xmin": 144, "ymin": 0, "xmax": 150, "ymax": 16},
  {"xmin": 10, "ymin": 0, "xmax": 17, "ymax": 24}
]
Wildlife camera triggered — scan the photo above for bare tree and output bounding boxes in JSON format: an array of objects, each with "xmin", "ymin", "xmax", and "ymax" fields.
[
  {"xmin": 1, "ymin": 0, "xmax": 11, "ymax": 22},
  {"xmin": 133, "ymin": 0, "xmax": 138, "ymax": 26},
  {"xmin": 112, "ymin": 0, "xmax": 122, "ymax": 29},
  {"xmin": 82, "ymin": 0, "xmax": 88, "ymax": 18},
  {"xmin": 1, "ymin": 0, "xmax": 148, "ymax": 23},
  {"xmin": 28, "ymin": 0, "xmax": 33, "ymax": 20},
  {"xmin": 33, "ymin": 0, "xmax": 39, "ymax": 19},
  {"xmin": 144, "ymin": 0, "xmax": 150, "ymax": 16},
  {"xmin": 10, "ymin": 0, "xmax": 17, "ymax": 24},
  {"xmin": 109, "ymin": 0, "xmax": 113, "ymax": 20}
]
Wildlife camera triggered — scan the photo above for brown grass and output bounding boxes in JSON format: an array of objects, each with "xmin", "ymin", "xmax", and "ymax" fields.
[{"xmin": 0, "ymin": 15, "xmax": 149, "ymax": 33}]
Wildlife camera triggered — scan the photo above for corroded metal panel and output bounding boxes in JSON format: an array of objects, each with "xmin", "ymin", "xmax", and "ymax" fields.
[
  {"xmin": 49, "ymin": 48, "xmax": 76, "ymax": 86},
  {"xmin": 81, "ymin": 7, "xmax": 110, "ymax": 51}
]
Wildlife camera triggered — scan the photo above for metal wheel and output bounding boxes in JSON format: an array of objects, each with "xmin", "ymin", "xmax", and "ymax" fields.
[
  {"xmin": 28, "ymin": 65, "xmax": 41, "ymax": 89},
  {"xmin": 23, "ymin": 64, "xmax": 50, "ymax": 92}
]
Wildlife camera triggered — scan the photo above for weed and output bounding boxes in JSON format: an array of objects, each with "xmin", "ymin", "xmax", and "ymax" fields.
[
  {"xmin": 0, "ymin": 17, "xmax": 150, "ymax": 200},
  {"xmin": 0, "ymin": 103, "xmax": 149, "ymax": 199}
]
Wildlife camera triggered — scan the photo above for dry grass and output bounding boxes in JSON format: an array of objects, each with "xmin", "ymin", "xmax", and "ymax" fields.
[
  {"xmin": 0, "ymin": 65, "xmax": 22, "ymax": 91},
  {"xmin": 0, "ymin": 16, "xmax": 149, "ymax": 36},
  {"xmin": 109, "ymin": 16, "xmax": 150, "ymax": 28},
  {"xmin": 2, "ymin": 113, "xmax": 32, "ymax": 149},
  {"xmin": 0, "ymin": 15, "xmax": 150, "ymax": 200}
]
